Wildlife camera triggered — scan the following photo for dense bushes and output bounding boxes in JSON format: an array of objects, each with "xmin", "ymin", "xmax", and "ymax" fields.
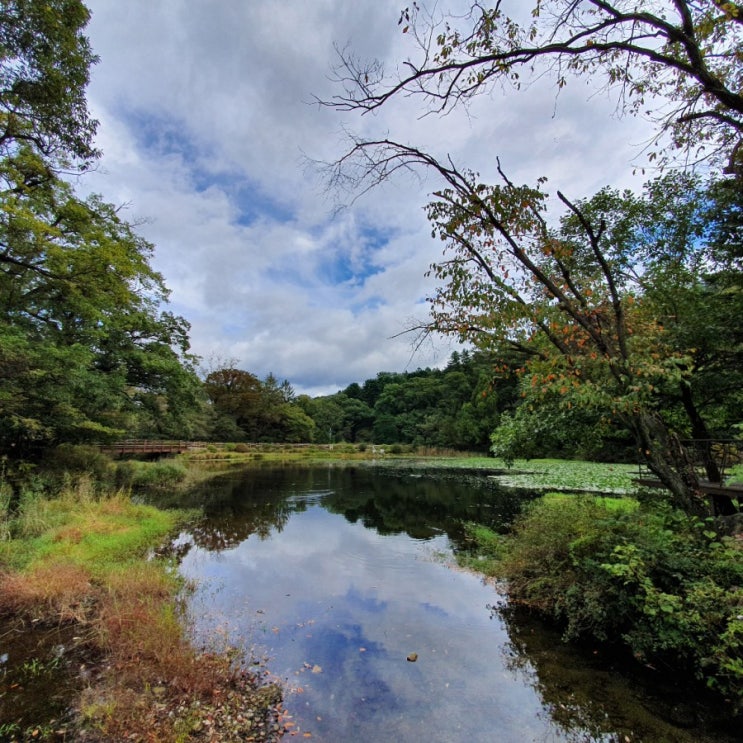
[
  {"xmin": 114, "ymin": 460, "xmax": 188, "ymax": 492},
  {"xmin": 476, "ymin": 495, "xmax": 743, "ymax": 711}
]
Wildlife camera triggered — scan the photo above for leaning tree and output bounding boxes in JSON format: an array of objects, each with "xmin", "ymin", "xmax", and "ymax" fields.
[{"xmin": 323, "ymin": 1, "xmax": 743, "ymax": 514}]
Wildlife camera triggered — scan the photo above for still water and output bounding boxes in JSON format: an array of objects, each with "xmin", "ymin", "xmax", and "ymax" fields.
[{"xmin": 177, "ymin": 465, "xmax": 737, "ymax": 743}]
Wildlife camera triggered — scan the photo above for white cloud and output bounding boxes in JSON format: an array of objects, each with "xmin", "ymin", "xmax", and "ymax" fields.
[{"xmin": 82, "ymin": 0, "xmax": 656, "ymax": 395}]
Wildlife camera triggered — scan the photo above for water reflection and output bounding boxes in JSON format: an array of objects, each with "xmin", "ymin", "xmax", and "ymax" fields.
[
  {"xmin": 499, "ymin": 607, "xmax": 739, "ymax": 743},
  {"xmin": 178, "ymin": 466, "xmax": 736, "ymax": 743},
  {"xmin": 183, "ymin": 465, "xmax": 525, "ymax": 552}
]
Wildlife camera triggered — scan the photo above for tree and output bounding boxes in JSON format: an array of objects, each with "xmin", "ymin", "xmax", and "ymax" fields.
[
  {"xmin": 204, "ymin": 368, "xmax": 262, "ymax": 437},
  {"xmin": 204, "ymin": 368, "xmax": 317, "ymax": 443},
  {"xmin": 307, "ymin": 354, "xmax": 511, "ymax": 449},
  {"xmin": 423, "ymin": 165, "xmax": 740, "ymax": 513},
  {"xmin": 329, "ymin": 0, "xmax": 743, "ymax": 174},
  {"xmin": 0, "ymin": 1, "xmax": 204, "ymax": 456},
  {"xmin": 0, "ymin": 147, "xmax": 203, "ymax": 453},
  {"xmin": 334, "ymin": 148, "xmax": 739, "ymax": 511},
  {"xmin": 0, "ymin": 0, "xmax": 99, "ymax": 166},
  {"xmin": 324, "ymin": 0, "xmax": 743, "ymax": 514}
]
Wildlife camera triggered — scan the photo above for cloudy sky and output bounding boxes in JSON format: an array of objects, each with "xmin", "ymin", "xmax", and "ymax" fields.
[{"xmin": 81, "ymin": 0, "xmax": 654, "ymax": 396}]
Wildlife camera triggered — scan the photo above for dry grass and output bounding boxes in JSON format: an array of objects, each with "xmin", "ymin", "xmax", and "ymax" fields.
[
  {"xmin": 0, "ymin": 561, "xmax": 93, "ymax": 622},
  {"xmin": 79, "ymin": 571, "xmax": 258, "ymax": 740},
  {"xmin": 0, "ymin": 480, "xmax": 284, "ymax": 741},
  {"xmin": 95, "ymin": 568, "xmax": 213, "ymax": 694}
]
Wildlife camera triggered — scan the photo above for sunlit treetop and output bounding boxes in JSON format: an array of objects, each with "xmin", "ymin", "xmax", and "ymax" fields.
[{"xmin": 0, "ymin": 0, "xmax": 99, "ymax": 168}]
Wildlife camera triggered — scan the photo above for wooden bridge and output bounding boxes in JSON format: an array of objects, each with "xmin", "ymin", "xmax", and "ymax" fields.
[{"xmin": 99, "ymin": 440, "xmax": 207, "ymax": 456}]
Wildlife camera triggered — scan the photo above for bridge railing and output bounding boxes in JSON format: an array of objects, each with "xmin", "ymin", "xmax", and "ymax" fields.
[{"xmin": 99, "ymin": 440, "xmax": 207, "ymax": 455}]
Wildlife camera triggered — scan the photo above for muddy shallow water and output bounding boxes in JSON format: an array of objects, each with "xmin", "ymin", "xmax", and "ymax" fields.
[{"xmin": 176, "ymin": 465, "xmax": 740, "ymax": 743}]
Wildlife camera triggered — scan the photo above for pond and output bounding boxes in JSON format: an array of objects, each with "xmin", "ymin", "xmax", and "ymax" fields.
[{"xmin": 177, "ymin": 465, "xmax": 738, "ymax": 743}]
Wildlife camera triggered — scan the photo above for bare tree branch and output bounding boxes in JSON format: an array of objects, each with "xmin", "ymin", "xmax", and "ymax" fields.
[{"xmin": 322, "ymin": 1, "xmax": 742, "ymax": 170}]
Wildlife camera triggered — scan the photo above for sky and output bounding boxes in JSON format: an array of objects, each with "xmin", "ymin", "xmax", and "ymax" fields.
[{"xmin": 81, "ymin": 0, "xmax": 656, "ymax": 397}]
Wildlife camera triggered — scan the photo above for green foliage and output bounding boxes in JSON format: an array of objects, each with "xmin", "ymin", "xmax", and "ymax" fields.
[
  {"xmin": 0, "ymin": 1, "xmax": 205, "ymax": 457},
  {"xmin": 457, "ymin": 521, "xmax": 506, "ymax": 576},
  {"xmin": 204, "ymin": 368, "xmax": 316, "ymax": 443},
  {"xmin": 114, "ymin": 460, "xmax": 187, "ymax": 492},
  {"xmin": 541, "ymin": 492, "xmax": 638, "ymax": 513},
  {"xmin": 490, "ymin": 402, "xmax": 633, "ymax": 464},
  {"xmin": 494, "ymin": 496, "xmax": 743, "ymax": 709},
  {"xmin": 0, "ymin": 0, "xmax": 99, "ymax": 166},
  {"xmin": 0, "ymin": 472, "xmax": 182, "ymax": 576},
  {"xmin": 302, "ymin": 350, "xmax": 516, "ymax": 450},
  {"xmin": 204, "ymin": 351, "xmax": 516, "ymax": 449},
  {"xmin": 425, "ymin": 169, "xmax": 743, "ymax": 512},
  {"xmin": 0, "ymin": 156, "xmax": 205, "ymax": 453},
  {"xmin": 45, "ymin": 444, "xmax": 113, "ymax": 482},
  {"xmin": 489, "ymin": 459, "xmax": 637, "ymax": 494}
]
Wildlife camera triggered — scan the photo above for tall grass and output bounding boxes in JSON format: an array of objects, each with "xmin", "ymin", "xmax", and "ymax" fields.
[
  {"xmin": 0, "ymin": 478, "xmax": 183, "ymax": 614},
  {"xmin": 0, "ymin": 469, "xmax": 284, "ymax": 741}
]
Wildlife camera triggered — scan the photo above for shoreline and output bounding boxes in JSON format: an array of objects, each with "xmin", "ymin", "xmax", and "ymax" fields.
[{"xmin": 0, "ymin": 475, "xmax": 288, "ymax": 742}]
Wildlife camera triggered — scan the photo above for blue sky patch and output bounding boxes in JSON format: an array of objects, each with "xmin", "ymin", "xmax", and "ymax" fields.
[{"xmin": 120, "ymin": 107, "xmax": 294, "ymax": 225}]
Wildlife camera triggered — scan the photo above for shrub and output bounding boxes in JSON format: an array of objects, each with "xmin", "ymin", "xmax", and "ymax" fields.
[
  {"xmin": 46, "ymin": 444, "xmax": 113, "ymax": 484},
  {"xmin": 114, "ymin": 461, "xmax": 187, "ymax": 493},
  {"xmin": 458, "ymin": 522, "xmax": 507, "ymax": 576},
  {"xmin": 496, "ymin": 496, "xmax": 743, "ymax": 710}
]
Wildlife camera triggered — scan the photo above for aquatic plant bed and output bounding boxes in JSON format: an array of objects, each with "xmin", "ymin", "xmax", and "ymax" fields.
[{"xmin": 362, "ymin": 456, "xmax": 638, "ymax": 495}]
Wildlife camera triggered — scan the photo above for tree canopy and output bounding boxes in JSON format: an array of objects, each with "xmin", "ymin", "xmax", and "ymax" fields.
[
  {"xmin": 0, "ymin": 0, "xmax": 99, "ymax": 166},
  {"xmin": 205, "ymin": 368, "xmax": 316, "ymax": 443},
  {"xmin": 0, "ymin": 1, "xmax": 204, "ymax": 458}
]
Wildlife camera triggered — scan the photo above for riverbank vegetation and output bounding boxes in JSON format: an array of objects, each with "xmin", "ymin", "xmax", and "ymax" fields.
[
  {"xmin": 0, "ymin": 465, "xmax": 286, "ymax": 741},
  {"xmin": 460, "ymin": 493, "xmax": 743, "ymax": 715}
]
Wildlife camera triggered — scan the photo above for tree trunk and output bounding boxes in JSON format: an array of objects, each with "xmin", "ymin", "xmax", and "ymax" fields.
[
  {"xmin": 630, "ymin": 411, "xmax": 711, "ymax": 517},
  {"xmin": 679, "ymin": 380, "xmax": 722, "ymax": 482}
]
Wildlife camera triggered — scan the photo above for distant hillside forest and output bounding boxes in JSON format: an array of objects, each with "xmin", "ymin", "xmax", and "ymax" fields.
[{"xmin": 200, "ymin": 352, "xmax": 634, "ymax": 461}]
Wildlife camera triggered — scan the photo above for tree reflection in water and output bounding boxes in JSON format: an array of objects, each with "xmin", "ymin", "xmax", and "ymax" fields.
[
  {"xmin": 496, "ymin": 605, "xmax": 741, "ymax": 743},
  {"xmin": 173, "ymin": 465, "xmax": 738, "ymax": 743},
  {"xmin": 176, "ymin": 464, "xmax": 529, "ymax": 553}
]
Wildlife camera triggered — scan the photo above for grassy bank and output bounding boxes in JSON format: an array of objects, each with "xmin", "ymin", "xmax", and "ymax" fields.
[{"xmin": 0, "ymin": 472, "xmax": 285, "ymax": 741}]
